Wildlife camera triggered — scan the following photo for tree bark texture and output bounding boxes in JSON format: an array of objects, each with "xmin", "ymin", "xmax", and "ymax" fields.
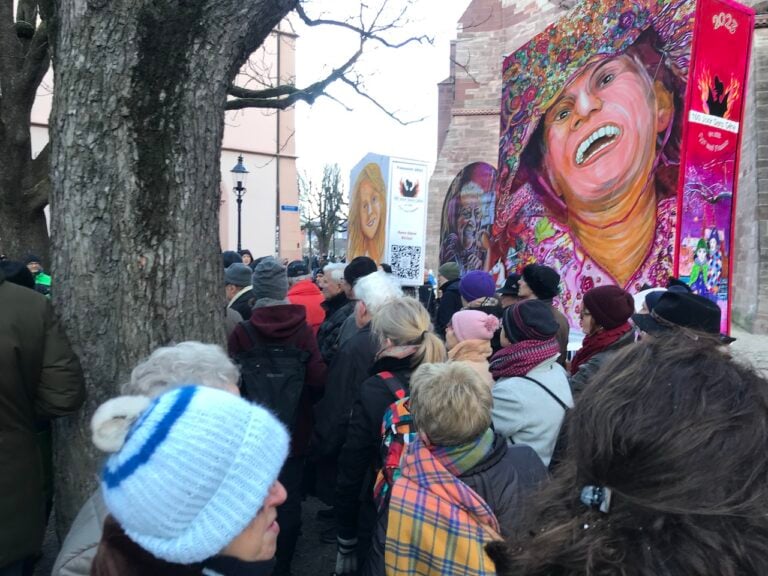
[
  {"xmin": 49, "ymin": 0, "xmax": 297, "ymax": 534},
  {"xmin": 0, "ymin": 0, "xmax": 52, "ymax": 261}
]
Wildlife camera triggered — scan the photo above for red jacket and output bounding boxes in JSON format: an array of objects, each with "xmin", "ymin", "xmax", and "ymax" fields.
[
  {"xmin": 228, "ymin": 303, "xmax": 327, "ymax": 457},
  {"xmin": 287, "ymin": 279, "xmax": 326, "ymax": 336}
]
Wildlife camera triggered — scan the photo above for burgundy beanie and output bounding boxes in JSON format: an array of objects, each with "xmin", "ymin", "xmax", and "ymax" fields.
[
  {"xmin": 450, "ymin": 310, "xmax": 501, "ymax": 342},
  {"xmin": 459, "ymin": 270, "xmax": 496, "ymax": 302},
  {"xmin": 583, "ymin": 285, "xmax": 634, "ymax": 329}
]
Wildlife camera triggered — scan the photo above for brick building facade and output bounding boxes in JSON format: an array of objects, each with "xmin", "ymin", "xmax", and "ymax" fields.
[{"xmin": 428, "ymin": 0, "xmax": 768, "ymax": 332}]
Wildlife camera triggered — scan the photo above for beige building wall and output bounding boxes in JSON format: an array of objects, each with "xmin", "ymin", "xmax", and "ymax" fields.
[{"xmin": 220, "ymin": 21, "xmax": 301, "ymax": 261}]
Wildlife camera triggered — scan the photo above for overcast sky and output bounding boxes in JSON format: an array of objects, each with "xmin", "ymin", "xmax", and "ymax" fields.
[{"xmin": 293, "ymin": 0, "xmax": 471, "ymax": 187}]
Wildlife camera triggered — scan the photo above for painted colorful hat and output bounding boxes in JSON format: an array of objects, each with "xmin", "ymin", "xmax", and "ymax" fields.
[{"xmin": 495, "ymin": 0, "xmax": 695, "ymax": 231}]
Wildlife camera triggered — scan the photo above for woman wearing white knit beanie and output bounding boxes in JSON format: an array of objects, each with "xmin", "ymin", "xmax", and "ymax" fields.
[{"xmin": 90, "ymin": 385, "xmax": 290, "ymax": 575}]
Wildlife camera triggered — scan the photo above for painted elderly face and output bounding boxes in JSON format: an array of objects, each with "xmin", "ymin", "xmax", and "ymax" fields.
[
  {"xmin": 457, "ymin": 192, "xmax": 483, "ymax": 250},
  {"xmin": 542, "ymin": 54, "xmax": 660, "ymax": 205},
  {"xmin": 709, "ymin": 237, "xmax": 718, "ymax": 252},
  {"xmin": 358, "ymin": 180, "xmax": 382, "ymax": 240}
]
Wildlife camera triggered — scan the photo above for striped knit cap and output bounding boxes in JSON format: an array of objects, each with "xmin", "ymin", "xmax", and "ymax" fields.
[
  {"xmin": 502, "ymin": 299, "xmax": 558, "ymax": 343},
  {"xmin": 99, "ymin": 385, "xmax": 289, "ymax": 564}
]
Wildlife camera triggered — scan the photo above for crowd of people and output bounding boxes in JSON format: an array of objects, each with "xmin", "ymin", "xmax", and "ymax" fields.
[{"xmin": 2, "ymin": 248, "xmax": 767, "ymax": 576}]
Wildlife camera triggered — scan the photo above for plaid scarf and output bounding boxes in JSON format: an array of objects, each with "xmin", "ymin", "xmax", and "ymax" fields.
[
  {"xmin": 384, "ymin": 435, "xmax": 501, "ymax": 576},
  {"xmin": 489, "ymin": 337, "xmax": 560, "ymax": 379}
]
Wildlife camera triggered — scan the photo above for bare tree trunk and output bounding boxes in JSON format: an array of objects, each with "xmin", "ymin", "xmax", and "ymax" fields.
[{"xmin": 49, "ymin": 0, "xmax": 297, "ymax": 534}]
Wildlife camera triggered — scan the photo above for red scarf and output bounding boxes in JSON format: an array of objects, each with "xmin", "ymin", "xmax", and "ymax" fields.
[
  {"xmin": 489, "ymin": 337, "xmax": 560, "ymax": 380},
  {"xmin": 570, "ymin": 322, "xmax": 632, "ymax": 375}
]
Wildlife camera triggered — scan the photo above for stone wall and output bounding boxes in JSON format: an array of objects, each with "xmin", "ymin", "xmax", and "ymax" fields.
[{"xmin": 426, "ymin": 0, "xmax": 566, "ymax": 274}]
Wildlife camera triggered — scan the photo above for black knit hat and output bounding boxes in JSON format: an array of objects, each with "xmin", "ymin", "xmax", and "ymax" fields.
[
  {"xmin": 502, "ymin": 299, "xmax": 558, "ymax": 343},
  {"xmin": 344, "ymin": 256, "xmax": 377, "ymax": 287},
  {"xmin": 221, "ymin": 251, "xmax": 242, "ymax": 269},
  {"xmin": 583, "ymin": 285, "xmax": 634, "ymax": 329},
  {"xmin": 498, "ymin": 273, "xmax": 521, "ymax": 296},
  {"xmin": 522, "ymin": 264, "xmax": 561, "ymax": 299}
]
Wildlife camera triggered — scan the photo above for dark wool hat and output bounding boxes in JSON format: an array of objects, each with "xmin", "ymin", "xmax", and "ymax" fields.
[
  {"xmin": 632, "ymin": 290, "xmax": 735, "ymax": 343},
  {"xmin": 498, "ymin": 273, "xmax": 521, "ymax": 296},
  {"xmin": 583, "ymin": 285, "xmax": 634, "ymax": 329},
  {"xmin": 286, "ymin": 260, "xmax": 309, "ymax": 278},
  {"xmin": 344, "ymin": 256, "xmax": 377, "ymax": 287},
  {"xmin": 252, "ymin": 257, "xmax": 288, "ymax": 301},
  {"xmin": 502, "ymin": 299, "xmax": 558, "ymax": 343},
  {"xmin": 438, "ymin": 262, "xmax": 460, "ymax": 282},
  {"xmin": 222, "ymin": 251, "xmax": 243, "ymax": 269},
  {"xmin": 23, "ymin": 254, "xmax": 41, "ymax": 265},
  {"xmin": 459, "ymin": 270, "xmax": 496, "ymax": 302},
  {"xmin": 224, "ymin": 263, "xmax": 252, "ymax": 288},
  {"xmin": 0, "ymin": 260, "xmax": 35, "ymax": 290},
  {"xmin": 522, "ymin": 264, "xmax": 561, "ymax": 299}
]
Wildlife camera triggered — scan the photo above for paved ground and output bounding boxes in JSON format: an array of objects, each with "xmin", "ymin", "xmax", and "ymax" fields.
[{"xmin": 33, "ymin": 325, "xmax": 768, "ymax": 576}]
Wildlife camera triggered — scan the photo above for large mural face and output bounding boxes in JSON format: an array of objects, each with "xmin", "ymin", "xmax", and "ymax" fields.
[
  {"xmin": 439, "ymin": 162, "xmax": 498, "ymax": 277},
  {"xmin": 492, "ymin": 0, "xmax": 695, "ymax": 327},
  {"xmin": 348, "ymin": 162, "xmax": 388, "ymax": 264}
]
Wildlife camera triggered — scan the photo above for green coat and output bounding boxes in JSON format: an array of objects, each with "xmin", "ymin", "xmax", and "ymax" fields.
[{"xmin": 0, "ymin": 272, "xmax": 86, "ymax": 567}]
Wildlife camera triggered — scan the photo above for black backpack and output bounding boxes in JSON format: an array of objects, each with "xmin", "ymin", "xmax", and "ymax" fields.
[{"xmin": 235, "ymin": 321, "xmax": 310, "ymax": 432}]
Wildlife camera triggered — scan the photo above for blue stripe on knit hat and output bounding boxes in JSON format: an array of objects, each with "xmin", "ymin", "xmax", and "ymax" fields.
[{"xmin": 103, "ymin": 385, "xmax": 197, "ymax": 489}]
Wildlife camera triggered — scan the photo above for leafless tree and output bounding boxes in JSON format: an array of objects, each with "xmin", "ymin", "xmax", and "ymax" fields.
[{"xmin": 300, "ymin": 164, "xmax": 348, "ymax": 258}]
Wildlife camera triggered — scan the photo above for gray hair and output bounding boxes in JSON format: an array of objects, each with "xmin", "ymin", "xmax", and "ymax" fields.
[
  {"xmin": 123, "ymin": 341, "xmax": 240, "ymax": 397},
  {"xmin": 324, "ymin": 263, "xmax": 346, "ymax": 282},
  {"xmin": 354, "ymin": 270, "xmax": 403, "ymax": 316}
]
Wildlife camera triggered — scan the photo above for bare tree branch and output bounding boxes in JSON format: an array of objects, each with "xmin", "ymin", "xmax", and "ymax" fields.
[
  {"xmin": 225, "ymin": 1, "xmax": 431, "ymax": 124},
  {"xmin": 339, "ymin": 76, "xmax": 425, "ymax": 125},
  {"xmin": 294, "ymin": 1, "xmax": 432, "ymax": 49}
]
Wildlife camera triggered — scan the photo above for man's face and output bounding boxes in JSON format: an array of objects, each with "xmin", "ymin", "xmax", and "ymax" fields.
[
  {"xmin": 225, "ymin": 284, "xmax": 239, "ymax": 300},
  {"xmin": 542, "ymin": 54, "xmax": 665, "ymax": 206},
  {"xmin": 518, "ymin": 277, "xmax": 534, "ymax": 299},
  {"xmin": 323, "ymin": 278, "xmax": 343, "ymax": 300},
  {"xmin": 457, "ymin": 193, "xmax": 483, "ymax": 250},
  {"xmin": 27, "ymin": 262, "xmax": 41, "ymax": 274}
]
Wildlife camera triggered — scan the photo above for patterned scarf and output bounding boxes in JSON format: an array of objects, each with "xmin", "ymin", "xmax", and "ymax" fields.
[
  {"xmin": 430, "ymin": 429, "xmax": 495, "ymax": 476},
  {"xmin": 570, "ymin": 322, "xmax": 632, "ymax": 375},
  {"xmin": 489, "ymin": 337, "xmax": 560, "ymax": 379},
  {"xmin": 384, "ymin": 435, "xmax": 501, "ymax": 576}
]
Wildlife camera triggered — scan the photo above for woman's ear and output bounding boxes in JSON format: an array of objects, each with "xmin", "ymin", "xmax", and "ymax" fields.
[{"xmin": 654, "ymin": 80, "xmax": 674, "ymax": 134}]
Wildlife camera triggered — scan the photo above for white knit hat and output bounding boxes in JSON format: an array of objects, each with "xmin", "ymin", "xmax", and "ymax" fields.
[{"xmin": 92, "ymin": 385, "xmax": 289, "ymax": 564}]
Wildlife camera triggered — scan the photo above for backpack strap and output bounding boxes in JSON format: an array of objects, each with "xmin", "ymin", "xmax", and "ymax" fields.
[
  {"xmin": 518, "ymin": 375, "xmax": 569, "ymax": 411},
  {"xmin": 378, "ymin": 371, "xmax": 406, "ymax": 401},
  {"xmin": 239, "ymin": 320, "xmax": 261, "ymax": 348}
]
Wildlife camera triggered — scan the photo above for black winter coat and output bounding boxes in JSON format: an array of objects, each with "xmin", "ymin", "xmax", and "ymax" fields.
[
  {"xmin": 316, "ymin": 293, "xmax": 354, "ymax": 364},
  {"xmin": 336, "ymin": 354, "xmax": 415, "ymax": 541},
  {"xmin": 229, "ymin": 288, "xmax": 254, "ymax": 321},
  {"xmin": 312, "ymin": 323, "xmax": 378, "ymax": 461},
  {"xmin": 435, "ymin": 279, "xmax": 462, "ymax": 338},
  {"xmin": 364, "ymin": 434, "xmax": 548, "ymax": 576}
]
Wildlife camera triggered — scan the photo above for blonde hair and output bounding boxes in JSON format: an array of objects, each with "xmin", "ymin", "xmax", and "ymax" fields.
[
  {"xmin": 348, "ymin": 163, "xmax": 387, "ymax": 263},
  {"xmin": 372, "ymin": 297, "xmax": 446, "ymax": 367},
  {"xmin": 410, "ymin": 362, "xmax": 492, "ymax": 446}
]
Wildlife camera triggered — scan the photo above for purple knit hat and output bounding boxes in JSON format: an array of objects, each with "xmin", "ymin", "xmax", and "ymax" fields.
[{"xmin": 459, "ymin": 271, "xmax": 496, "ymax": 302}]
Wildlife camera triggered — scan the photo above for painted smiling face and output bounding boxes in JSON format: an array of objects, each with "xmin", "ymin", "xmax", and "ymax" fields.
[
  {"xmin": 358, "ymin": 180, "xmax": 382, "ymax": 240},
  {"xmin": 542, "ymin": 54, "xmax": 669, "ymax": 206}
]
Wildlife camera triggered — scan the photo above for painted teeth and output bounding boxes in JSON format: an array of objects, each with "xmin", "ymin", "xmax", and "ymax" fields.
[{"xmin": 575, "ymin": 125, "xmax": 621, "ymax": 165}]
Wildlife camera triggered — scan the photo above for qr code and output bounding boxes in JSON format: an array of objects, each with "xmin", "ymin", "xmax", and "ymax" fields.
[{"xmin": 391, "ymin": 245, "xmax": 421, "ymax": 281}]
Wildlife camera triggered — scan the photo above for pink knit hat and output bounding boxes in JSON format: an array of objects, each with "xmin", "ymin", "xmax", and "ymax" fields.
[{"xmin": 449, "ymin": 310, "xmax": 500, "ymax": 342}]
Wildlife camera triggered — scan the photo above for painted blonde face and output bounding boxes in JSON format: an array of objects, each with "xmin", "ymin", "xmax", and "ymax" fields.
[
  {"xmin": 358, "ymin": 180, "xmax": 382, "ymax": 240},
  {"xmin": 542, "ymin": 54, "xmax": 662, "ymax": 205}
]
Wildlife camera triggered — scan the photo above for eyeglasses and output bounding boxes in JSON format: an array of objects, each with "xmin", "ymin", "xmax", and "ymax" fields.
[{"xmin": 579, "ymin": 309, "xmax": 592, "ymax": 319}]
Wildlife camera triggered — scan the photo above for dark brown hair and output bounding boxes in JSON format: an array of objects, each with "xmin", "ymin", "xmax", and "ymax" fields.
[{"xmin": 488, "ymin": 335, "xmax": 768, "ymax": 576}]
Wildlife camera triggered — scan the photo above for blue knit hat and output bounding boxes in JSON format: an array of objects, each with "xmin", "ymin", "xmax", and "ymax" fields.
[{"xmin": 92, "ymin": 385, "xmax": 289, "ymax": 564}]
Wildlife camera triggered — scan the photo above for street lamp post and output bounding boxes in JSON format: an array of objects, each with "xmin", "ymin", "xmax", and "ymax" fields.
[{"xmin": 230, "ymin": 155, "xmax": 249, "ymax": 252}]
